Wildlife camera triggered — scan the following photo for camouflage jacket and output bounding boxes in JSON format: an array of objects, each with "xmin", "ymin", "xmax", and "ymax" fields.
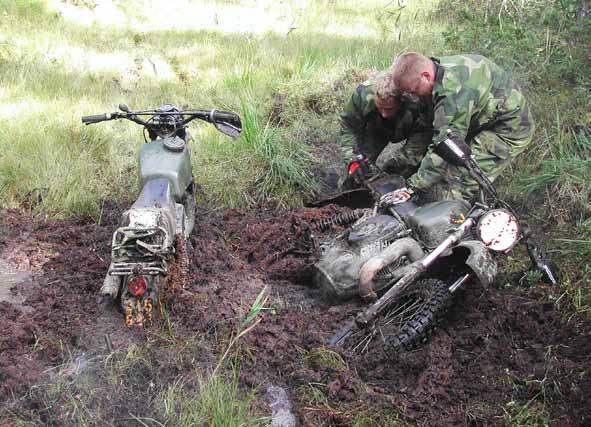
[
  {"xmin": 430, "ymin": 54, "xmax": 534, "ymax": 145},
  {"xmin": 406, "ymin": 55, "xmax": 535, "ymax": 194},
  {"xmin": 338, "ymin": 73, "xmax": 433, "ymax": 162}
]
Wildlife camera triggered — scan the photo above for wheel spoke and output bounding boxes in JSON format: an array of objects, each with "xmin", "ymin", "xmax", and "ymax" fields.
[{"xmin": 345, "ymin": 289, "xmax": 433, "ymax": 353}]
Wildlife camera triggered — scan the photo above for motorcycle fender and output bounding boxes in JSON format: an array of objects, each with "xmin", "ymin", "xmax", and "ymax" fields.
[{"xmin": 454, "ymin": 241, "xmax": 497, "ymax": 287}]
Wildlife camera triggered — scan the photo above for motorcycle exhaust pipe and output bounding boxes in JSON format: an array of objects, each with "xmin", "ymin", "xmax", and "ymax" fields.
[{"xmin": 359, "ymin": 237, "xmax": 424, "ymax": 302}]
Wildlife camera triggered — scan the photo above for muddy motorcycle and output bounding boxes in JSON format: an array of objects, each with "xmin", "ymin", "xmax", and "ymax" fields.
[
  {"xmin": 312, "ymin": 137, "xmax": 557, "ymax": 353},
  {"xmin": 82, "ymin": 104, "xmax": 241, "ymax": 325}
]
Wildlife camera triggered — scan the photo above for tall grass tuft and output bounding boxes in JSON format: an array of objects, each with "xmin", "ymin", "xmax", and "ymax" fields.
[
  {"xmin": 159, "ymin": 366, "xmax": 264, "ymax": 427},
  {"xmin": 192, "ymin": 99, "xmax": 317, "ymax": 209},
  {"xmin": 240, "ymin": 99, "xmax": 318, "ymax": 206},
  {"xmin": 0, "ymin": 113, "xmax": 132, "ymax": 218},
  {"xmin": 518, "ymin": 127, "xmax": 591, "ymax": 218}
]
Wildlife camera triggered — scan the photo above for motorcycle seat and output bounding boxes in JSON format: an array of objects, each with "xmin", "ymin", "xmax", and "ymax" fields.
[{"xmin": 132, "ymin": 178, "xmax": 173, "ymax": 210}]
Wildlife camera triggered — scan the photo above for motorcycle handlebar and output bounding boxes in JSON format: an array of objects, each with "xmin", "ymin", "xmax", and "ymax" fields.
[
  {"xmin": 81, "ymin": 107, "xmax": 242, "ymax": 131},
  {"xmin": 81, "ymin": 111, "xmax": 148, "ymax": 127}
]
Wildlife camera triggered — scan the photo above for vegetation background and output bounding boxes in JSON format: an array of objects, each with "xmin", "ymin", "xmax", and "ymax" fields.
[{"xmin": 0, "ymin": 0, "xmax": 589, "ymax": 425}]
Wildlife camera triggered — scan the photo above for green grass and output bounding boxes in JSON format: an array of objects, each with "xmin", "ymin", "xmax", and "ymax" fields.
[
  {"xmin": 303, "ymin": 347, "xmax": 348, "ymax": 371},
  {"xmin": 502, "ymin": 400, "xmax": 551, "ymax": 427},
  {"xmin": 1, "ymin": 285, "xmax": 270, "ymax": 427},
  {"xmin": 517, "ymin": 127, "xmax": 591, "ymax": 218},
  {"xmin": 1, "ymin": 343, "xmax": 263, "ymax": 427},
  {"xmin": 158, "ymin": 365, "xmax": 264, "ymax": 427},
  {"xmin": 0, "ymin": 0, "xmax": 445, "ymax": 217}
]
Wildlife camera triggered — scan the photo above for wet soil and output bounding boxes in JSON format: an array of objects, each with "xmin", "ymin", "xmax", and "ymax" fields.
[{"xmin": 1, "ymin": 206, "xmax": 590, "ymax": 426}]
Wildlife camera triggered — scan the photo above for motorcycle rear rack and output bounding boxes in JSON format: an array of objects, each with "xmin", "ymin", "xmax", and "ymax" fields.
[
  {"xmin": 112, "ymin": 226, "xmax": 172, "ymax": 253},
  {"xmin": 109, "ymin": 225, "xmax": 172, "ymax": 276},
  {"xmin": 109, "ymin": 260, "xmax": 168, "ymax": 276}
]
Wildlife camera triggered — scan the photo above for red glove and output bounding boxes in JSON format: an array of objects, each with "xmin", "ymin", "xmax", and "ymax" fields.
[{"xmin": 347, "ymin": 155, "xmax": 375, "ymax": 185}]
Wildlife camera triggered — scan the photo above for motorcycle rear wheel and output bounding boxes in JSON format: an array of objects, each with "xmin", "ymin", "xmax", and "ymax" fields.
[
  {"xmin": 183, "ymin": 181, "xmax": 196, "ymax": 238},
  {"xmin": 343, "ymin": 278, "xmax": 452, "ymax": 353}
]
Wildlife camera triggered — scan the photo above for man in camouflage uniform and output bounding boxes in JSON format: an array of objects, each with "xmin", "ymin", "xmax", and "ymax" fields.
[
  {"xmin": 390, "ymin": 52, "xmax": 534, "ymax": 200},
  {"xmin": 338, "ymin": 71, "xmax": 433, "ymax": 184}
]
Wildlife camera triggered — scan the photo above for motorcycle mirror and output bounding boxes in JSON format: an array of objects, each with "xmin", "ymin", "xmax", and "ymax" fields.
[
  {"xmin": 214, "ymin": 121, "xmax": 241, "ymax": 138},
  {"xmin": 433, "ymin": 137, "xmax": 472, "ymax": 167},
  {"xmin": 119, "ymin": 103, "xmax": 131, "ymax": 113}
]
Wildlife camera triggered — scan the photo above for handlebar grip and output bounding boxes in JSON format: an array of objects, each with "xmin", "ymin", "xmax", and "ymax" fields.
[
  {"xmin": 81, "ymin": 113, "xmax": 111, "ymax": 125},
  {"xmin": 211, "ymin": 110, "xmax": 241, "ymax": 127}
]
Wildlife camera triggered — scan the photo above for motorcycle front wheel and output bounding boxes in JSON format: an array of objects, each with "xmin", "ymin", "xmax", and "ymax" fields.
[{"xmin": 343, "ymin": 278, "xmax": 452, "ymax": 353}]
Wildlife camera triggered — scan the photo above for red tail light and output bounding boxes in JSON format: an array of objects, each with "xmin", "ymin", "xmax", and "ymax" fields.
[
  {"xmin": 348, "ymin": 161, "xmax": 361, "ymax": 176},
  {"xmin": 127, "ymin": 276, "xmax": 148, "ymax": 297}
]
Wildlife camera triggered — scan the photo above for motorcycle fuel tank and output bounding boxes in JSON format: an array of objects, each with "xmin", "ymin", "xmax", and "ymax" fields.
[
  {"xmin": 407, "ymin": 200, "xmax": 470, "ymax": 248},
  {"xmin": 139, "ymin": 137, "xmax": 192, "ymax": 200}
]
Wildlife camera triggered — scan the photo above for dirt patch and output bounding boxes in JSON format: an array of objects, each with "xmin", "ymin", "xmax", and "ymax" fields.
[
  {"xmin": 0, "ymin": 207, "xmax": 141, "ymax": 399},
  {"xmin": 1, "ymin": 206, "xmax": 590, "ymax": 426}
]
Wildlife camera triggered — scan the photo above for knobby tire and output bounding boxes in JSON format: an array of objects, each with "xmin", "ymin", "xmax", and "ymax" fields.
[{"xmin": 343, "ymin": 278, "xmax": 452, "ymax": 353}]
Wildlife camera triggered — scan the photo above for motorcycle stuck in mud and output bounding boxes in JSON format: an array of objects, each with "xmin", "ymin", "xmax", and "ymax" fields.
[
  {"xmin": 310, "ymin": 136, "xmax": 558, "ymax": 353},
  {"xmin": 82, "ymin": 104, "xmax": 241, "ymax": 326}
]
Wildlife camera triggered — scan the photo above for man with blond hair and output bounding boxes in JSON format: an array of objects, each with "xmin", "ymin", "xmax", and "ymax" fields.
[
  {"xmin": 338, "ymin": 70, "xmax": 434, "ymax": 186},
  {"xmin": 388, "ymin": 52, "xmax": 534, "ymax": 200}
]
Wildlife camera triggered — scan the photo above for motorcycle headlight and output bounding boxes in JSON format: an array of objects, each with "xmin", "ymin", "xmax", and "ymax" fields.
[{"xmin": 476, "ymin": 209, "xmax": 520, "ymax": 252}]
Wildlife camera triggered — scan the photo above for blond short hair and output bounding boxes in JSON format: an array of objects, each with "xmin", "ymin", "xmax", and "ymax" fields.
[
  {"xmin": 373, "ymin": 71, "xmax": 398, "ymax": 101},
  {"xmin": 392, "ymin": 52, "xmax": 431, "ymax": 91}
]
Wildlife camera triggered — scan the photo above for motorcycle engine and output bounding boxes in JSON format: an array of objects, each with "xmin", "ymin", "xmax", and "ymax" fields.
[
  {"xmin": 314, "ymin": 215, "xmax": 406, "ymax": 301},
  {"xmin": 347, "ymin": 215, "xmax": 404, "ymax": 247}
]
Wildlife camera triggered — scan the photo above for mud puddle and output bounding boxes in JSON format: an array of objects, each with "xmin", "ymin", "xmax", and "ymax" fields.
[{"xmin": 0, "ymin": 259, "xmax": 33, "ymax": 312}]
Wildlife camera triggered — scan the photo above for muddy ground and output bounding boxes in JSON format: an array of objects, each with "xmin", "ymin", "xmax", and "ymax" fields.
[{"xmin": 1, "ymin": 205, "xmax": 590, "ymax": 426}]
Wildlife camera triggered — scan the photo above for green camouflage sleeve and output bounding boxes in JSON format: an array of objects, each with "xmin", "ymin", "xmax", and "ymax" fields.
[
  {"xmin": 409, "ymin": 57, "xmax": 492, "ymax": 190},
  {"xmin": 337, "ymin": 87, "xmax": 366, "ymax": 162},
  {"xmin": 432, "ymin": 70, "xmax": 483, "ymax": 143},
  {"xmin": 406, "ymin": 147, "xmax": 448, "ymax": 191}
]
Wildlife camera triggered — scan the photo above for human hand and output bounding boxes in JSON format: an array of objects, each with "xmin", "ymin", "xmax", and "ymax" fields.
[{"xmin": 379, "ymin": 187, "xmax": 414, "ymax": 206}]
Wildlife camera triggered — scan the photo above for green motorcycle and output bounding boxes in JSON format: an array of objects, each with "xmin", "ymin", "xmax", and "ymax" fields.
[
  {"xmin": 82, "ymin": 104, "xmax": 241, "ymax": 325},
  {"xmin": 313, "ymin": 137, "xmax": 558, "ymax": 353}
]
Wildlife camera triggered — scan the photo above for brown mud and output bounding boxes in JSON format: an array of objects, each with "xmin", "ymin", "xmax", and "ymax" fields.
[{"xmin": 1, "ymin": 206, "xmax": 590, "ymax": 426}]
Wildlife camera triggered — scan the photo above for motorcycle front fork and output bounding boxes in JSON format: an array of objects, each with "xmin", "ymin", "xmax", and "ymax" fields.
[{"xmin": 448, "ymin": 273, "xmax": 472, "ymax": 293}]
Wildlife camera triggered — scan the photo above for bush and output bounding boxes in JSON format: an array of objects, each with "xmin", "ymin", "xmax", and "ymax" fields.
[{"xmin": 440, "ymin": 0, "xmax": 590, "ymax": 90}]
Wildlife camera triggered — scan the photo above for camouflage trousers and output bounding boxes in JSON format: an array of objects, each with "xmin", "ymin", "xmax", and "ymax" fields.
[{"xmin": 407, "ymin": 128, "xmax": 533, "ymax": 201}]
